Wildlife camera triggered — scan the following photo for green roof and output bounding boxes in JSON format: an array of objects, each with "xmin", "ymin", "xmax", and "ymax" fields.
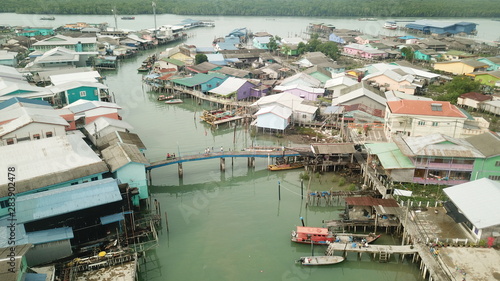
[
  {"xmin": 161, "ymin": 58, "xmax": 185, "ymax": 66},
  {"xmin": 365, "ymin": 143, "xmax": 415, "ymax": 169},
  {"xmin": 309, "ymin": 72, "xmax": 331, "ymax": 83},
  {"xmin": 172, "ymin": 73, "xmax": 227, "ymax": 87}
]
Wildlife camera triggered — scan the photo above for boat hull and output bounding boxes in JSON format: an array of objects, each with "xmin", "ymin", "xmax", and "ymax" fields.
[
  {"xmin": 268, "ymin": 163, "xmax": 304, "ymax": 171},
  {"xmin": 165, "ymin": 99, "xmax": 183, "ymax": 104},
  {"xmin": 298, "ymin": 256, "xmax": 344, "ymax": 266}
]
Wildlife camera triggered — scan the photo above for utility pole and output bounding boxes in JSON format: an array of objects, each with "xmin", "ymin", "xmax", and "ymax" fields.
[
  {"xmin": 152, "ymin": 2, "xmax": 157, "ymax": 31},
  {"xmin": 112, "ymin": 8, "xmax": 118, "ymax": 31}
]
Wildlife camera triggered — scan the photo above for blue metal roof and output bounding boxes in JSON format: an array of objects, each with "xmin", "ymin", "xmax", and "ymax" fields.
[
  {"xmin": 16, "ymin": 178, "xmax": 122, "ymax": 223},
  {"xmin": 100, "ymin": 212, "xmax": 124, "ymax": 225},
  {"xmin": 24, "ymin": 273, "xmax": 48, "ymax": 281},
  {"xmin": 27, "ymin": 227, "xmax": 74, "ymax": 244},
  {"xmin": 0, "ymin": 97, "xmax": 51, "ymax": 110}
]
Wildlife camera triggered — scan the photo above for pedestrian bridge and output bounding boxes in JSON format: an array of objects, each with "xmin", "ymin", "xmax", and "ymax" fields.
[{"xmin": 146, "ymin": 147, "xmax": 304, "ymax": 171}]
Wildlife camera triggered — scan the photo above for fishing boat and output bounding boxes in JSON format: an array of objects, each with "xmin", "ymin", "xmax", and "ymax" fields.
[
  {"xmin": 268, "ymin": 162, "xmax": 304, "ymax": 171},
  {"xmin": 384, "ymin": 21, "xmax": 398, "ymax": 30},
  {"xmin": 121, "ymin": 16, "xmax": 135, "ymax": 20},
  {"xmin": 40, "ymin": 16, "xmax": 55, "ymax": 20},
  {"xmin": 165, "ymin": 99, "xmax": 183, "ymax": 104},
  {"xmin": 137, "ymin": 64, "xmax": 151, "ymax": 72},
  {"xmin": 291, "ymin": 226, "xmax": 381, "ymax": 245},
  {"xmin": 157, "ymin": 95, "xmax": 174, "ymax": 101},
  {"xmin": 291, "ymin": 226, "xmax": 335, "ymax": 245},
  {"xmin": 297, "ymin": 256, "xmax": 344, "ymax": 266}
]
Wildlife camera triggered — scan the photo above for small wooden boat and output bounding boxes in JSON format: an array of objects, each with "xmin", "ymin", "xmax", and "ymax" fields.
[
  {"xmin": 137, "ymin": 65, "xmax": 150, "ymax": 72},
  {"xmin": 157, "ymin": 95, "xmax": 174, "ymax": 101},
  {"xmin": 268, "ymin": 162, "xmax": 304, "ymax": 171},
  {"xmin": 384, "ymin": 21, "xmax": 398, "ymax": 30},
  {"xmin": 297, "ymin": 256, "xmax": 344, "ymax": 266},
  {"xmin": 40, "ymin": 16, "xmax": 55, "ymax": 20},
  {"xmin": 121, "ymin": 16, "xmax": 135, "ymax": 20},
  {"xmin": 165, "ymin": 99, "xmax": 183, "ymax": 104}
]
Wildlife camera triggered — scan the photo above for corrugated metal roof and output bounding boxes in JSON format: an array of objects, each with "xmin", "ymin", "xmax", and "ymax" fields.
[
  {"xmin": 49, "ymin": 70, "xmax": 101, "ymax": 86},
  {"xmin": 311, "ymin": 143, "xmax": 355, "ymax": 154},
  {"xmin": 0, "ymin": 244, "xmax": 32, "ymax": 281},
  {"xmin": 345, "ymin": 197, "xmax": 399, "ymax": 207},
  {"xmin": 209, "ymin": 77, "xmax": 248, "ymax": 96},
  {"xmin": 84, "ymin": 117, "xmax": 133, "ymax": 136},
  {"xmin": 26, "ymin": 227, "xmax": 74, "ymax": 244},
  {"xmin": 100, "ymin": 213, "xmax": 125, "ymax": 225},
  {"xmin": 399, "ymin": 133, "xmax": 484, "ymax": 158},
  {"xmin": 0, "ymin": 135, "xmax": 108, "ymax": 197},
  {"xmin": 16, "ymin": 178, "xmax": 121, "ymax": 223},
  {"xmin": 101, "ymin": 142, "xmax": 149, "ymax": 172},
  {"xmin": 466, "ymin": 132, "xmax": 500, "ymax": 157},
  {"xmin": 96, "ymin": 130, "xmax": 147, "ymax": 151},
  {"xmin": 443, "ymin": 178, "xmax": 500, "ymax": 229},
  {"xmin": 365, "ymin": 143, "xmax": 415, "ymax": 169}
]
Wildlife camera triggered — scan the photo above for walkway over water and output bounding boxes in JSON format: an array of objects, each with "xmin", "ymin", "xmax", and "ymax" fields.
[{"xmin": 146, "ymin": 147, "xmax": 305, "ymax": 170}]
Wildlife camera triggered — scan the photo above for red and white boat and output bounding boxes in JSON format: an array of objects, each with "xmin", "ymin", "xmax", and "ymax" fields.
[{"xmin": 291, "ymin": 226, "xmax": 335, "ymax": 245}]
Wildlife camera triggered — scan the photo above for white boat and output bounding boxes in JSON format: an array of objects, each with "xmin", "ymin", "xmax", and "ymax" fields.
[
  {"xmin": 297, "ymin": 256, "xmax": 344, "ymax": 266},
  {"xmin": 384, "ymin": 21, "xmax": 398, "ymax": 30},
  {"xmin": 165, "ymin": 99, "xmax": 183, "ymax": 104}
]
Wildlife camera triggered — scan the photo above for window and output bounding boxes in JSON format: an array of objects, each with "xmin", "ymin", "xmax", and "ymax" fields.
[
  {"xmin": 91, "ymin": 176, "xmax": 98, "ymax": 181},
  {"xmin": 71, "ymin": 182, "xmax": 79, "ymax": 185},
  {"xmin": 80, "ymin": 91, "xmax": 87, "ymax": 97},
  {"xmin": 33, "ymin": 134, "xmax": 41, "ymax": 140},
  {"xmin": 489, "ymin": 175, "xmax": 500, "ymax": 181},
  {"xmin": 495, "ymin": 161, "xmax": 500, "ymax": 167},
  {"xmin": 418, "ymin": 121, "xmax": 426, "ymax": 126},
  {"xmin": 6, "ymin": 138, "xmax": 14, "ymax": 145},
  {"xmin": 302, "ymin": 114, "xmax": 307, "ymax": 119},
  {"xmin": 431, "ymin": 103, "xmax": 442, "ymax": 111},
  {"xmin": 432, "ymin": 122, "xmax": 438, "ymax": 126},
  {"xmin": 46, "ymin": 131, "xmax": 53, "ymax": 138},
  {"xmin": 0, "ymin": 199, "xmax": 9, "ymax": 209}
]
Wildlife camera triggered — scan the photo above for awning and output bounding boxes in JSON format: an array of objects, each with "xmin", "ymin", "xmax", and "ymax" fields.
[
  {"xmin": 444, "ymin": 201, "xmax": 468, "ymax": 224},
  {"xmin": 100, "ymin": 213, "xmax": 124, "ymax": 225}
]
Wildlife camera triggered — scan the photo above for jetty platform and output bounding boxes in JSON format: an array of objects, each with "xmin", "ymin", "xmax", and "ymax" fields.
[{"xmin": 325, "ymin": 242, "xmax": 417, "ymax": 261}]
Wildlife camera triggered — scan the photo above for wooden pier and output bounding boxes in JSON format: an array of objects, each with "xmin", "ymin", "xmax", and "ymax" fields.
[{"xmin": 324, "ymin": 242, "xmax": 417, "ymax": 262}]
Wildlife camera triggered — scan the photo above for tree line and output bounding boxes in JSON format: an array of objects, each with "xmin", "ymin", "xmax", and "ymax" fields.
[{"xmin": 1, "ymin": 0, "xmax": 500, "ymax": 17}]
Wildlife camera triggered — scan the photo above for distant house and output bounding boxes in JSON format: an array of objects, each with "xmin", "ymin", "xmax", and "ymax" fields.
[
  {"xmin": 0, "ymin": 77, "xmax": 55, "ymax": 103},
  {"xmin": 329, "ymin": 33, "xmax": 345, "ymax": 44},
  {"xmin": 354, "ymin": 35, "xmax": 381, "ymax": 45},
  {"xmin": 343, "ymin": 44, "xmax": 387, "ymax": 59},
  {"xmin": 252, "ymin": 36, "xmax": 272, "ymax": 50},
  {"xmin": 333, "ymin": 82, "xmax": 387, "ymax": 112},
  {"xmin": 253, "ymin": 105, "xmax": 292, "ymax": 132},
  {"xmin": 303, "ymin": 65, "xmax": 332, "ymax": 84},
  {"xmin": 84, "ymin": 117, "xmax": 134, "ymax": 145},
  {"xmin": 48, "ymin": 80, "xmax": 109, "ymax": 106},
  {"xmin": 324, "ymin": 75, "xmax": 358, "ymax": 97},
  {"xmin": 392, "ymin": 133, "xmax": 483, "ymax": 186},
  {"xmin": 469, "ymin": 70, "xmax": 500, "ymax": 87},
  {"xmin": 250, "ymin": 92, "xmax": 318, "ymax": 123},
  {"xmin": 63, "ymin": 100, "xmax": 122, "ymax": 127},
  {"xmin": 172, "ymin": 73, "xmax": 227, "ymax": 93},
  {"xmin": 0, "ymin": 50, "xmax": 18, "ymax": 66},
  {"xmin": 208, "ymin": 77, "xmax": 259, "ymax": 100},
  {"xmin": 405, "ymin": 20, "xmax": 477, "ymax": 35},
  {"xmin": 364, "ymin": 142, "xmax": 415, "ymax": 183},
  {"xmin": 443, "ymin": 178, "xmax": 500, "ymax": 241},
  {"xmin": 414, "ymin": 49, "xmax": 438, "ymax": 62},
  {"xmin": 25, "ymin": 47, "xmax": 96, "ymax": 71},
  {"xmin": 280, "ymin": 72, "xmax": 322, "ymax": 88},
  {"xmin": 363, "ymin": 69, "xmax": 419, "ymax": 95},
  {"xmin": 441, "ymin": 50, "xmax": 477, "ymax": 61},
  {"xmin": 479, "ymin": 100, "xmax": 500, "ymax": 115},
  {"xmin": 214, "ymin": 66, "xmax": 251, "ymax": 79},
  {"xmin": 0, "ymin": 98, "xmax": 68, "ymax": 146},
  {"xmin": 466, "ymin": 132, "xmax": 500, "ymax": 181},
  {"xmin": 457, "ymin": 92, "xmax": 493, "ymax": 109},
  {"xmin": 186, "ymin": 61, "xmax": 219, "ymax": 74},
  {"xmin": 417, "ymin": 38, "xmax": 447, "ymax": 51},
  {"xmin": 385, "ymin": 100, "xmax": 468, "ymax": 139},
  {"xmin": 273, "ymin": 84, "xmax": 325, "ymax": 101},
  {"xmin": 477, "ymin": 57, "xmax": 500, "ymax": 71},
  {"xmin": 16, "ymin": 27, "xmax": 55, "ymax": 37},
  {"xmin": 32, "ymin": 34, "xmax": 97, "ymax": 52},
  {"xmin": 101, "ymin": 142, "xmax": 149, "ymax": 205},
  {"xmin": 433, "ymin": 59, "xmax": 489, "ymax": 75}
]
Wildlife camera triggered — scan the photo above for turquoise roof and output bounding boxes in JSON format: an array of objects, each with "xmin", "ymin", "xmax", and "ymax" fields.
[
  {"xmin": 172, "ymin": 73, "xmax": 226, "ymax": 87},
  {"xmin": 365, "ymin": 143, "xmax": 415, "ymax": 169},
  {"xmin": 27, "ymin": 227, "xmax": 74, "ymax": 244},
  {"xmin": 16, "ymin": 178, "xmax": 121, "ymax": 223}
]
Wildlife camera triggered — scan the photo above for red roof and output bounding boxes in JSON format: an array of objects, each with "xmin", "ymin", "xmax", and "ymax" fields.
[
  {"xmin": 459, "ymin": 92, "xmax": 492, "ymax": 102},
  {"xmin": 345, "ymin": 197, "xmax": 399, "ymax": 207},
  {"xmin": 158, "ymin": 73, "xmax": 175, "ymax": 80},
  {"xmin": 387, "ymin": 100, "xmax": 466, "ymax": 118}
]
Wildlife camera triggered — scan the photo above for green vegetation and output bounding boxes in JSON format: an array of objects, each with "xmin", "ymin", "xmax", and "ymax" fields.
[
  {"xmin": 194, "ymin": 54, "xmax": 208, "ymax": 65},
  {"xmin": 2, "ymin": 0, "xmax": 499, "ymax": 17},
  {"xmin": 299, "ymin": 172, "xmax": 310, "ymax": 181},
  {"xmin": 338, "ymin": 177, "xmax": 346, "ymax": 186},
  {"xmin": 428, "ymin": 76, "xmax": 482, "ymax": 104},
  {"xmin": 394, "ymin": 183, "xmax": 447, "ymax": 203}
]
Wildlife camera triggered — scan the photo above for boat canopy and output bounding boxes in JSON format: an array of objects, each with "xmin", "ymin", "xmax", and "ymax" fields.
[{"xmin": 296, "ymin": 226, "xmax": 329, "ymax": 235}]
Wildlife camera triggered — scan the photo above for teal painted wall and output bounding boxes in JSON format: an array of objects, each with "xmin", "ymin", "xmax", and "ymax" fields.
[
  {"xmin": 66, "ymin": 86, "xmax": 99, "ymax": 104},
  {"xmin": 472, "ymin": 156, "xmax": 500, "ymax": 180},
  {"xmin": 114, "ymin": 163, "xmax": 148, "ymax": 206}
]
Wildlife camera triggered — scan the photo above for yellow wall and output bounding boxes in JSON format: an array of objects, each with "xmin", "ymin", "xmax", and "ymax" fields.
[{"xmin": 433, "ymin": 62, "xmax": 475, "ymax": 75}]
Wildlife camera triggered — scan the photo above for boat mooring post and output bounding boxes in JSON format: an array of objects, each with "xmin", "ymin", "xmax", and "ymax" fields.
[
  {"xmin": 301, "ymin": 179, "xmax": 304, "ymax": 200},
  {"xmin": 165, "ymin": 211, "xmax": 170, "ymax": 232},
  {"xmin": 300, "ymin": 216, "xmax": 305, "ymax": 227},
  {"xmin": 278, "ymin": 181, "xmax": 281, "ymax": 200}
]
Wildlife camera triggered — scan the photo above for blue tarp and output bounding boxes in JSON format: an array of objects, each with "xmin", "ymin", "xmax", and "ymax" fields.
[{"xmin": 100, "ymin": 213, "xmax": 125, "ymax": 225}]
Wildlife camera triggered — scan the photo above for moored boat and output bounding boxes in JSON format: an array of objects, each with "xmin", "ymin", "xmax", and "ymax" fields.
[
  {"xmin": 291, "ymin": 226, "xmax": 335, "ymax": 245},
  {"xmin": 157, "ymin": 95, "xmax": 174, "ymax": 101},
  {"xmin": 165, "ymin": 99, "xmax": 183, "ymax": 104},
  {"xmin": 297, "ymin": 255, "xmax": 344, "ymax": 266},
  {"xmin": 268, "ymin": 162, "xmax": 304, "ymax": 171},
  {"xmin": 40, "ymin": 16, "xmax": 55, "ymax": 20},
  {"xmin": 384, "ymin": 21, "xmax": 398, "ymax": 30},
  {"xmin": 121, "ymin": 16, "xmax": 135, "ymax": 20}
]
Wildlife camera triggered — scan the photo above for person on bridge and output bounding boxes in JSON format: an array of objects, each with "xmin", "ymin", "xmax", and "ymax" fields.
[{"xmin": 220, "ymin": 146, "xmax": 223, "ymax": 152}]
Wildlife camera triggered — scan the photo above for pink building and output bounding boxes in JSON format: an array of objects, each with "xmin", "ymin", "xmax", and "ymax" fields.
[{"xmin": 343, "ymin": 44, "xmax": 387, "ymax": 59}]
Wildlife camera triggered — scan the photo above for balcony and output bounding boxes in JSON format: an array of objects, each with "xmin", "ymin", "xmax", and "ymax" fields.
[
  {"xmin": 411, "ymin": 160, "xmax": 473, "ymax": 171},
  {"xmin": 413, "ymin": 177, "xmax": 469, "ymax": 186}
]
